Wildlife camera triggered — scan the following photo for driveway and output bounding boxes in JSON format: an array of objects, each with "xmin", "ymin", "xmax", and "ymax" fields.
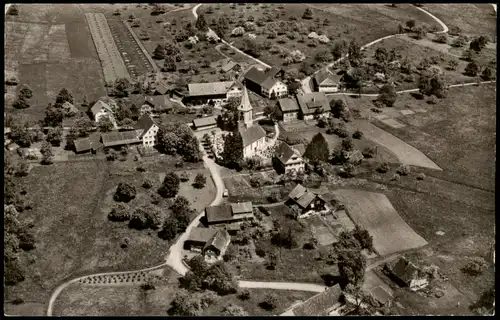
[{"xmin": 238, "ymin": 280, "xmax": 326, "ymax": 292}]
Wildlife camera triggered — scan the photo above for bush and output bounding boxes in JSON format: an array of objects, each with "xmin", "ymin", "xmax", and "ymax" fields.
[
  {"xmin": 258, "ymin": 206, "xmax": 270, "ymax": 216},
  {"xmin": 249, "ymin": 177, "xmax": 261, "ymax": 188},
  {"xmin": 193, "ymin": 173, "xmax": 207, "ymax": 189},
  {"xmin": 5, "ymin": 259, "xmax": 25, "ymax": 286},
  {"xmin": 114, "ymin": 182, "xmax": 137, "ymax": 202},
  {"xmin": 18, "ymin": 232, "xmax": 36, "ymax": 251},
  {"xmin": 142, "ymin": 178, "xmax": 155, "ymax": 189},
  {"xmin": 108, "ymin": 204, "xmax": 131, "ymax": 222},
  {"xmin": 435, "ymin": 33, "xmax": 448, "ymax": 44},
  {"xmin": 352, "ymin": 130, "xmax": 363, "ymax": 139},
  {"xmin": 377, "ymin": 162, "xmax": 390, "ymax": 173},
  {"xmin": 260, "ymin": 294, "xmax": 278, "ymax": 310},
  {"xmin": 238, "ymin": 289, "xmax": 251, "ymax": 300},
  {"xmin": 267, "ymin": 191, "xmax": 280, "ymax": 203},
  {"xmin": 427, "ymin": 95, "xmax": 438, "ymax": 105},
  {"xmin": 362, "ymin": 147, "xmax": 376, "ymax": 158},
  {"xmin": 179, "ymin": 172, "xmax": 189, "ymax": 182},
  {"xmin": 396, "ymin": 164, "xmax": 410, "ymax": 176},
  {"xmin": 416, "ymin": 173, "xmax": 426, "ymax": 180},
  {"xmin": 461, "ymin": 257, "xmax": 488, "ymax": 277}
]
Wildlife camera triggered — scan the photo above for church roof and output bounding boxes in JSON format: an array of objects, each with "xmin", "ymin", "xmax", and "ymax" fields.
[{"xmin": 239, "ymin": 124, "xmax": 266, "ymax": 148}]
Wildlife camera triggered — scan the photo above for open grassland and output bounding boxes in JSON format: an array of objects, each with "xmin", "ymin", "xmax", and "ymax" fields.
[
  {"xmin": 4, "ymin": 161, "xmax": 171, "ymax": 315},
  {"xmin": 423, "ymin": 4, "xmax": 496, "ymax": 39},
  {"xmin": 86, "ymin": 13, "xmax": 131, "ymax": 83},
  {"xmin": 355, "ymin": 120, "xmax": 442, "ymax": 170},
  {"xmin": 203, "ymin": 3, "xmax": 439, "ymax": 70},
  {"xmin": 379, "ymin": 85, "xmax": 496, "ymax": 191},
  {"xmin": 331, "ymin": 189, "xmax": 428, "ymax": 256}
]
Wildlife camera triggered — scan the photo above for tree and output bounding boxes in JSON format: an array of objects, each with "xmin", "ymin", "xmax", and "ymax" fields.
[
  {"xmin": 40, "ymin": 141, "xmax": 54, "ymax": 165},
  {"xmin": 4, "ymin": 259, "xmax": 25, "ymax": 286},
  {"xmin": 158, "ymin": 171, "xmax": 180, "ymax": 198},
  {"xmin": 168, "ymin": 290, "xmax": 203, "ymax": 316},
  {"xmin": 263, "ymin": 105, "xmax": 282, "ymax": 121},
  {"xmin": 12, "ymin": 96, "xmax": 30, "ymax": 109},
  {"xmin": 464, "ymin": 61, "xmax": 480, "ymax": 76},
  {"xmin": 418, "ymin": 71, "xmax": 447, "ymax": 98},
  {"xmin": 341, "ymin": 138, "xmax": 354, "ymax": 152},
  {"xmin": 435, "ymin": 33, "xmax": 448, "ymax": 44},
  {"xmin": 159, "ymin": 217, "xmax": 179, "ymax": 240},
  {"xmin": 452, "ymin": 35, "xmax": 468, "ymax": 48},
  {"xmin": 330, "ymin": 99, "xmax": 347, "ymax": 118},
  {"xmin": 231, "ymin": 26, "xmax": 245, "ymax": 37},
  {"xmin": 482, "ymin": 67, "xmax": 493, "ymax": 80},
  {"xmin": 470, "ymin": 36, "xmax": 488, "ymax": 52},
  {"xmin": 44, "ymin": 103, "xmax": 63, "ymax": 126},
  {"xmin": 260, "ymin": 293, "xmax": 278, "ymax": 310},
  {"xmin": 221, "ymin": 304, "xmax": 249, "ymax": 316},
  {"xmin": 338, "ymin": 247, "xmax": 366, "ymax": 286},
  {"xmin": 461, "ymin": 257, "xmax": 488, "ymax": 277},
  {"xmin": 112, "ymin": 77, "xmax": 131, "ymax": 97},
  {"xmin": 46, "ymin": 126, "xmax": 63, "ymax": 146},
  {"xmin": 374, "ymin": 47, "xmax": 388, "ymax": 64},
  {"xmin": 414, "ymin": 26, "xmax": 426, "ymax": 40},
  {"xmin": 19, "ymin": 84, "xmax": 33, "ymax": 100},
  {"xmin": 470, "ymin": 286, "xmax": 495, "ymax": 315},
  {"xmin": 221, "ymin": 130, "xmax": 243, "ymax": 169},
  {"xmin": 98, "ymin": 115, "xmax": 114, "ymax": 132},
  {"xmin": 114, "ymin": 182, "xmax": 137, "ymax": 202},
  {"xmin": 303, "ymin": 133, "xmax": 330, "ymax": 165},
  {"xmin": 163, "ymin": 56, "xmax": 177, "ymax": 72},
  {"xmin": 447, "ymin": 59, "xmax": 459, "ymax": 71},
  {"xmin": 315, "ymin": 49, "xmax": 334, "ymax": 63},
  {"xmin": 7, "ymin": 4, "xmax": 19, "ymax": 15},
  {"xmin": 405, "ymin": 19, "xmax": 416, "ymax": 30},
  {"xmin": 193, "ymin": 173, "xmax": 207, "ymax": 189},
  {"xmin": 179, "ymin": 171, "xmax": 190, "ymax": 182},
  {"xmin": 377, "ymin": 84, "xmax": 397, "ymax": 107},
  {"xmin": 196, "ymin": 13, "xmax": 208, "ymax": 31},
  {"xmin": 108, "ymin": 203, "xmax": 131, "ymax": 222},
  {"xmin": 302, "ymin": 8, "xmax": 313, "ymax": 19},
  {"xmin": 55, "ymin": 88, "xmax": 74, "ymax": 105},
  {"xmin": 153, "ymin": 44, "xmax": 165, "ymax": 59},
  {"xmin": 352, "ymin": 226, "xmax": 373, "ymax": 251}
]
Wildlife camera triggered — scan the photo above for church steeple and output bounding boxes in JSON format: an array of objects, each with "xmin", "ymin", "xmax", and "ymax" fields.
[{"xmin": 238, "ymin": 83, "xmax": 253, "ymax": 128}]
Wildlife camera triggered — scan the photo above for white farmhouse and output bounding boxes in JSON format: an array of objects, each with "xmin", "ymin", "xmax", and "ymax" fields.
[
  {"xmin": 134, "ymin": 113, "xmax": 159, "ymax": 148},
  {"xmin": 90, "ymin": 100, "xmax": 114, "ymax": 123}
]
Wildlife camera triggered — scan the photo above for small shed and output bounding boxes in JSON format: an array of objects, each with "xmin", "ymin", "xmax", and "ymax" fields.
[
  {"xmin": 192, "ymin": 116, "xmax": 217, "ymax": 131},
  {"xmin": 74, "ymin": 138, "xmax": 95, "ymax": 154},
  {"xmin": 387, "ymin": 257, "xmax": 429, "ymax": 291}
]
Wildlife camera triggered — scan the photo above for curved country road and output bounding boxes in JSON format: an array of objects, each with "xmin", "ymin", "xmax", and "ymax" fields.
[
  {"xmin": 239, "ymin": 281, "xmax": 326, "ymax": 292},
  {"xmin": 192, "ymin": 3, "xmax": 271, "ymax": 69}
]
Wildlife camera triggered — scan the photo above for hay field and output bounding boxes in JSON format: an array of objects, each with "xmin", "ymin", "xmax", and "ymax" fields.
[
  {"xmin": 332, "ymin": 189, "xmax": 428, "ymax": 256},
  {"xmin": 355, "ymin": 120, "xmax": 442, "ymax": 170}
]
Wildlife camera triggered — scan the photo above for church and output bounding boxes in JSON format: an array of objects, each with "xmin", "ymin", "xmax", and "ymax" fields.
[{"xmin": 238, "ymin": 84, "xmax": 267, "ymax": 159}]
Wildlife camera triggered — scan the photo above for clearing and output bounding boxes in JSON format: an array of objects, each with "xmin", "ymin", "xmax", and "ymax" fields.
[{"xmin": 331, "ymin": 189, "xmax": 428, "ymax": 256}]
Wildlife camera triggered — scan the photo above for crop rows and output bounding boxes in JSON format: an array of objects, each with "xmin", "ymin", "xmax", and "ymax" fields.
[
  {"xmin": 86, "ymin": 13, "xmax": 131, "ymax": 84},
  {"xmin": 78, "ymin": 271, "xmax": 150, "ymax": 286}
]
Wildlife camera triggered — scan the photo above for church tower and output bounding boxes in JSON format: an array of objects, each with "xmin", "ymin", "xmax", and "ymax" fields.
[{"xmin": 238, "ymin": 84, "xmax": 253, "ymax": 128}]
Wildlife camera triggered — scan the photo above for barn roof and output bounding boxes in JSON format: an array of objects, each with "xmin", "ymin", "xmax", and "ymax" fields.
[
  {"xmin": 244, "ymin": 67, "xmax": 269, "ymax": 86},
  {"xmin": 275, "ymin": 141, "xmax": 301, "ymax": 164},
  {"xmin": 391, "ymin": 257, "xmax": 424, "ymax": 284},
  {"xmin": 292, "ymin": 143, "xmax": 306, "ymax": 156},
  {"xmin": 74, "ymin": 138, "xmax": 93, "ymax": 153},
  {"xmin": 278, "ymin": 97, "xmax": 300, "ymax": 112},
  {"xmin": 289, "ymin": 184, "xmax": 307, "ymax": 200},
  {"xmin": 188, "ymin": 81, "xmax": 235, "ymax": 97},
  {"xmin": 230, "ymin": 201, "xmax": 253, "ymax": 214},
  {"xmin": 296, "ymin": 191, "xmax": 317, "ymax": 208},
  {"xmin": 203, "ymin": 229, "xmax": 230, "ymax": 253},
  {"xmin": 292, "ymin": 284, "xmax": 343, "ymax": 316},
  {"xmin": 101, "ymin": 131, "xmax": 140, "ymax": 147},
  {"xmin": 205, "ymin": 204, "xmax": 233, "ymax": 224},
  {"xmin": 187, "ymin": 227, "xmax": 218, "ymax": 243},
  {"xmin": 370, "ymin": 286, "xmax": 393, "ymax": 305},
  {"xmin": 314, "ymin": 69, "xmax": 341, "ymax": 86},
  {"xmin": 193, "ymin": 116, "xmax": 217, "ymax": 128},
  {"xmin": 221, "ymin": 60, "xmax": 239, "ymax": 73},
  {"xmin": 296, "ymin": 92, "xmax": 330, "ymax": 115},
  {"xmin": 134, "ymin": 114, "xmax": 156, "ymax": 137},
  {"xmin": 90, "ymin": 100, "xmax": 112, "ymax": 116}
]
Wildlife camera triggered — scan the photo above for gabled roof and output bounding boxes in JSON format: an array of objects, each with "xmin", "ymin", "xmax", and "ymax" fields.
[
  {"xmin": 230, "ymin": 202, "xmax": 253, "ymax": 214},
  {"xmin": 278, "ymin": 97, "xmax": 300, "ymax": 112},
  {"xmin": 370, "ymin": 286, "xmax": 393, "ymax": 305},
  {"xmin": 129, "ymin": 94, "xmax": 146, "ymax": 108},
  {"xmin": 238, "ymin": 85, "xmax": 253, "ymax": 112},
  {"xmin": 347, "ymin": 150, "xmax": 363, "ymax": 163},
  {"xmin": 187, "ymin": 227, "xmax": 218, "ymax": 243},
  {"xmin": 74, "ymin": 138, "xmax": 92, "ymax": 153},
  {"xmin": 261, "ymin": 77, "xmax": 281, "ymax": 91},
  {"xmin": 239, "ymin": 124, "xmax": 266, "ymax": 148},
  {"xmin": 205, "ymin": 204, "xmax": 233, "ymax": 224},
  {"xmin": 134, "ymin": 114, "xmax": 156, "ymax": 137},
  {"xmin": 203, "ymin": 229, "xmax": 230, "ymax": 253},
  {"xmin": 101, "ymin": 131, "xmax": 140, "ymax": 147},
  {"xmin": 243, "ymin": 67, "xmax": 269, "ymax": 86},
  {"xmin": 296, "ymin": 191, "xmax": 317, "ymax": 208},
  {"xmin": 289, "ymin": 184, "xmax": 307, "ymax": 200},
  {"xmin": 193, "ymin": 116, "xmax": 217, "ymax": 128},
  {"xmin": 291, "ymin": 284, "xmax": 343, "ymax": 316},
  {"xmin": 188, "ymin": 81, "xmax": 235, "ymax": 97},
  {"xmin": 391, "ymin": 257, "xmax": 425, "ymax": 284},
  {"xmin": 292, "ymin": 143, "xmax": 306, "ymax": 156},
  {"xmin": 296, "ymin": 92, "xmax": 330, "ymax": 115},
  {"xmin": 314, "ymin": 69, "xmax": 340, "ymax": 86},
  {"xmin": 275, "ymin": 141, "xmax": 302, "ymax": 164},
  {"xmin": 221, "ymin": 60, "xmax": 239, "ymax": 73},
  {"xmin": 91, "ymin": 100, "xmax": 112, "ymax": 116},
  {"xmin": 155, "ymin": 84, "xmax": 169, "ymax": 95}
]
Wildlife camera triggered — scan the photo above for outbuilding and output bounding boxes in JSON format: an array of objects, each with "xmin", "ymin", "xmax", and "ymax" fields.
[{"xmin": 192, "ymin": 116, "xmax": 217, "ymax": 131}]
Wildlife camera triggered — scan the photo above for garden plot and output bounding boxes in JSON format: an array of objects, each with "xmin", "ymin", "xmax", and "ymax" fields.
[
  {"xmin": 307, "ymin": 215, "xmax": 336, "ymax": 246},
  {"xmin": 45, "ymin": 25, "xmax": 72, "ymax": 61},
  {"xmin": 86, "ymin": 13, "xmax": 131, "ymax": 83},
  {"xmin": 355, "ymin": 120, "xmax": 442, "ymax": 170},
  {"xmin": 332, "ymin": 189, "xmax": 428, "ymax": 256}
]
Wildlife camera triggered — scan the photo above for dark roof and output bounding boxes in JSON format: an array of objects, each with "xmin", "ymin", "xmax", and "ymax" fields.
[
  {"xmin": 266, "ymin": 66, "xmax": 282, "ymax": 78},
  {"xmin": 135, "ymin": 113, "xmax": 156, "ymax": 132},
  {"xmin": 275, "ymin": 141, "xmax": 301, "ymax": 164},
  {"xmin": 188, "ymin": 81, "xmax": 235, "ymax": 97},
  {"xmin": 289, "ymin": 184, "xmax": 307, "ymax": 200},
  {"xmin": 187, "ymin": 227, "xmax": 218, "ymax": 243},
  {"xmin": 203, "ymin": 229, "xmax": 231, "ymax": 253},
  {"xmin": 243, "ymin": 67, "xmax": 269, "ymax": 86},
  {"xmin": 193, "ymin": 116, "xmax": 217, "ymax": 128},
  {"xmin": 144, "ymin": 95, "xmax": 173, "ymax": 111},
  {"xmin": 296, "ymin": 191, "xmax": 317, "ymax": 208},
  {"xmin": 130, "ymin": 94, "xmax": 146, "ymax": 108},
  {"xmin": 155, "ymin": 84, "xmax": 169, "ymax": 95},
  {"xmin": 391, "ymin": 257, "xmax": 424, "ymax": 284},
  {"xmin": 314, "ymin": 69, "xmax": 341, "ymax": 86},
  {"xmin": 230, "ymin": 202, "xmax": 253, "ymax": 214},
  {"xmin": 221, "ymin": 60, "xmax": 239, "ymax": 73},
  {"xmin": 292, "ymin": 284, "xmax": 343, "ymax": 316},
  {"xmin": 260, "ymin": 77, "xmax": 280, "ymax": 90},
  {"xmin": 292, "ymin": 143, "xmax": 306, "ymax": 156},
  {"xmin": 205, "ymin": 205, "xmax": 233, "ymax": 224},
  {"xmin": 74, "ymin": 138, "xmax": 93, "ymax": 153},
  {"xmin": 297, "ymin": 92, "xmax": 330, "ymax": 115},
  {"xmin": 101, "ymin": 131, "xmax": 140, "ymax": 147},
  {"xmin": 278, "ymin": 97, "xmax": 300, "ymax": 112},
  {"xmin": 239, "ymin": 124, "xmax": 266, "ymax": 148},
  {"xmin": 370, "ymin": 286, "xmax": 393, "ymax": 305}
]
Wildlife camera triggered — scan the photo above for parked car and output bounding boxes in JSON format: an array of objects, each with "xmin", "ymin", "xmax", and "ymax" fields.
[{"xmin": 223, "ymin": 189, "xmax": 229, "ymax": 197}]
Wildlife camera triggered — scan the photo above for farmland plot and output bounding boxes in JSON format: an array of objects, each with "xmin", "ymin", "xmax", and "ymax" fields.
[
  {"xmin": 332, "ymin": 189, "xmax": 428, "ymax": 256},
  {"xmin": 86, "ymin": 13, "xmax": 131, "ymax": 83}
]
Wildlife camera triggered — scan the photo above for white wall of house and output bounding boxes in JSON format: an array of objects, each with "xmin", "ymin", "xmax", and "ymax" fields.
[
  {"xmin": 304, "ymin": 114, "xmax": 315, "ymax": 121},
  {"xmin": 319, "ymin": 85, "xmax": 339, "ymax": 93},
  {"xmin": 409, "ymin": 278, "xmax": 429, "ymax": 291},
  {"xmin": 284, "ymin": 160, "xmax": 305, "ymax": 173},
  {"xmin": 142, "ymin": 124, "xmax": 159, "ymax": 148},
  {"xmin": 263, "ymin": 81, "xmax": 288, "ymax": 99},
  {"xmin": 243, "ymin": 136, "xmax": 266, "ymax": 158},
  {"xmin": 283, "ymin": 111, "xmax": 298, "ymax": 122},
  {"xmin": 139, "ymin": 104, "xmax": 153, "ymax": 115},
  {"xmin": 227, "ymin": 86, "xmax": 243, "ymax": 99}
]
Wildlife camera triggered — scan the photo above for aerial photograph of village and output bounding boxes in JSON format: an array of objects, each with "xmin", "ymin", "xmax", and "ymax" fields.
[{"xmin": 3, "ymin": 2, "xmax": 496, "ymax": 316}]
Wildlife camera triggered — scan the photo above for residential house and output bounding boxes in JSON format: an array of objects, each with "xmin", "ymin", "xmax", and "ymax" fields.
[
  {"xmin": 203, "ymin": 229, "xmax": 231, "ymax": 261},
  {"xmin": 313, "ymin": 69, "xmax": 341, "ymax": 93},
  {"xmin": 273, "ymin": 141, "xmax": 305, "ymax": 174},
  {"xmin": 277, "ymin": 97, "xmax": 300, "ymax": 123},
  {"xmin": 205, "ymin": 201, "xmax": 255, "ymax": 226},
  {"xmin": 184, "ymin": 227, "xmax": 218, "ymax": 252},
  {"xmin": 346, "ymin": 150, "xmax": 364, "ymax": 165},
  {"xmin": 131, "ymin": 95, "xmax": 174, "ymax": 116},
  {"xmin": 100, "ymin": 131, "xmax": 141, "ymax": 149},
  {"xmin": 134, "ymin": 113, "xmax": 159, "ymax": 148},
  {"xmin": 386, "ymin": 257, "xmax": 429, "ymax": 291},
  {"xmin": 243, "ymin": 66, "xmax": 287, "ymax": 99},
  {"xmin": 154, "ymin": 83, "xmax": 169, "ymax": 95},
  {"xmin": 74, "ymin": 138, "xmax": 96, "ymax": 154},
  {"xmin": 237, "ymin": 85, "xmax": 267, "ymax": 159},
  {"xmin": 281, "ymin": 284, "xmax": 344, "ymax": 316},
  {"xmin": 192, "ymin": 116, "xmax": 217, "ymax": 131},
  {"xmin": 90, "ymin": 100, "xmax": 115, "ymax": 123},
  {"xmin": 297, "ymin": 92, "xmax": 331, "ymax": 120},
  {"xmin": 287, "ymin": 184, "xmax": 328, "ymax": 215},
  {"xmin": 186, "ymin": 81, "xmax": 242, "ymax": 106}
]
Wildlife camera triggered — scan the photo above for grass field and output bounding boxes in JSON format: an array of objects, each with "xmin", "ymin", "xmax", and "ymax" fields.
[
  {"xmin": 331, "ymin": 189, "xmax": 428, "ymax": 256},
  {"xmin": 423, "ymin": 4, "xmax": 496, "ymax": 39},
  {"xmin": 223, "ymin": 174, "xmax": 294, "ymax": 204},
  {"xmin": 202, "ymin": 4, "xmax": 440, "ymax": 71},
  {"xmin": 378, "ymin": 84, "xmax": 496, "ymax": 191},
  {"xmin": 4, "ymin": 161, "xmax": 172, "ymax": 315}
]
